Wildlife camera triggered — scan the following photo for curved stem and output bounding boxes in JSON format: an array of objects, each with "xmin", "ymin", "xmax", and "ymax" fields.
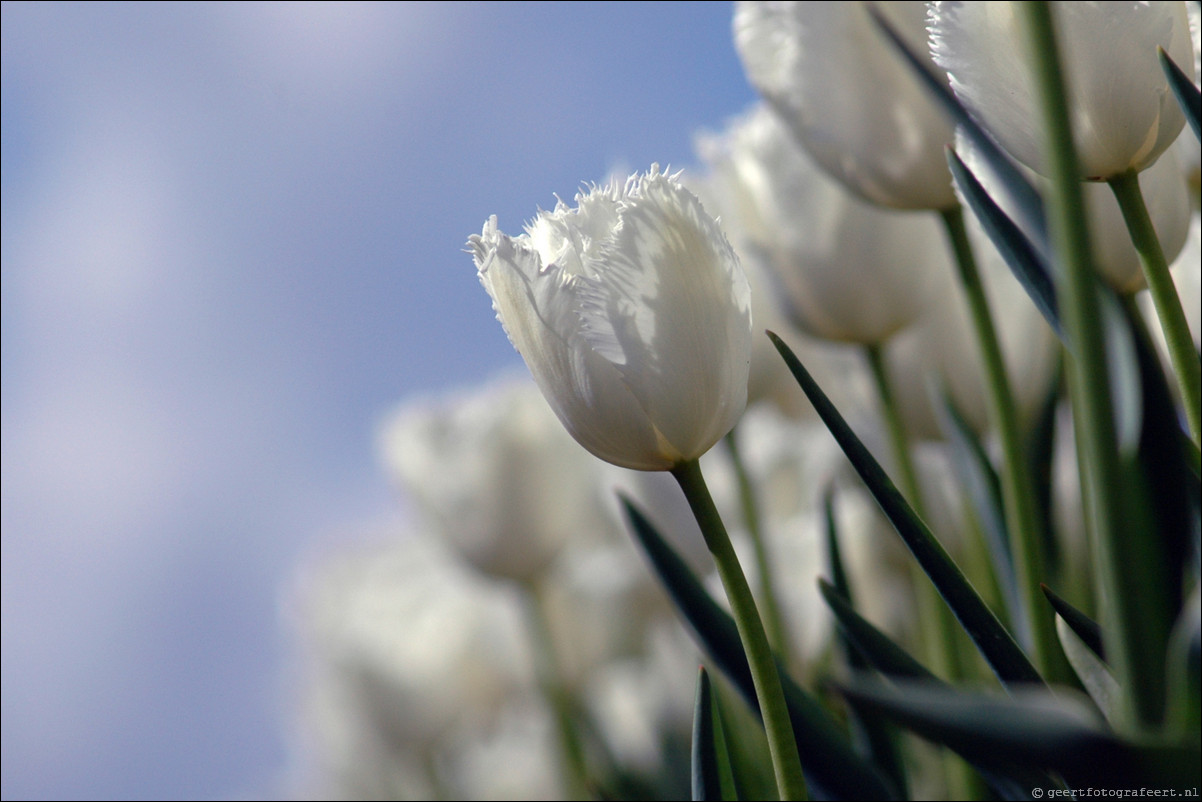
[
  {"xmin": 939, "ymin": 205, "xmax": 1057, "ymax": 680},
  {"xmin": 1108, "ymin": 169, "xmax": 1201, "ymax": 445},
  {"xmin": 672, "ymin": 458, "xmax": 808, "ymax": 801},
  {"xmin": 724, "ymin": 428, "xmax": 792, "ymax": 663}
]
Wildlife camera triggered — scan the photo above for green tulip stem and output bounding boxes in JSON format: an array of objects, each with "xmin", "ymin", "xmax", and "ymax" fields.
[
  {"xmin": 863, "ymin": 344, "xmax": 961, "ymax": 683},
  {"xmin": 1019, "ymin": 2, "xmax": 1146, "ymax": 731},
  {"xmin": 522, "ymin": 580, "xmax": 592, "ymax": 800},
  {"xmin": 1107, "ymin": 168, "xmax": 1201, "ymax": 445},
  {"xmin": 671, "ymin": 457, "xmax": 809, "ymax": 801},
  {"xmin": 863, "ymin": 344, "xmax": 928, "ymax": 521},
  {"xmin": 724, "ymin": 428, "xmax": 793, "ymax": 664},
  {"xmin": 938, "ymin": 204, "xmax": 1057, "ymax": 680}
]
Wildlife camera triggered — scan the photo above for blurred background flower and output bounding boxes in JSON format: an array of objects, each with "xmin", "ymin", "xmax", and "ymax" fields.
[{"xmin": 0, "ymin": 4, "xmax": 758, "ymax": 798}]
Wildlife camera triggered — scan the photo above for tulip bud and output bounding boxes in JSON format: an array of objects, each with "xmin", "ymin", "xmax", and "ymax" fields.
[
  {"xmin": 930, "ymin": 0, "xmax": 1194, "ymax": 180},
  {"xmin": 468, "ymin": 165, "xmax": 752, "ymax": 472}
]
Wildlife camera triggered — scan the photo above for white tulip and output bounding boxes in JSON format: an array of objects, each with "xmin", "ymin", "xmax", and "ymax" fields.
[
  {"xmin": 734, "ymin": 1, "xmax": 958, "ymax": 210},
  {"xmin": 930, "ymin": 0, "xmax": 1194, "ymax": 180},
  {"xmin": 291, "ymin": 535, "xmax": 532, "ymax": 797},
  {"xmin": 469, "ymin": 165, "xmax": 752, "ymax": 472},
  {"xmin": 695, "ymin": 104, "xmax": 946, "ymax": 345},
  {"xmin": 378, "ymin": 376, "xmax": 605, "ymax": 583}
]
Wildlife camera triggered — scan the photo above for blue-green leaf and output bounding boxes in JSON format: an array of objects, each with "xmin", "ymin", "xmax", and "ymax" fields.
[
  {"xmin": 937, "ymin": 389, "xmax": 1023, "ymax": 643},
  {"xmin": 819, "ymin": 578, "xmax": 937, "ymax": 682},
  {"xmin": 837, "ymin": 677, "xmax": 1201, "ymax": 790},
  {"xmin": 821, "ymin": 505, "xmax": 911, "ymax": 798},
  {"xmin": 947, "ymin": 148, "xmax": 1061, "ymax": 339},
  {"xmin": 620, "ymin": 496, "xmax": 898, "ymax": 800},
  {"xmin": 769, "ymin": 331, "xmax": 1044, "ymax": 688},
  {"xmin": 1160, "ymin": 46, "xmax": 1201, "ymax": 140},
  {"xmin": 866, "ymin": 4, "xmax": 1049, "ymax": 261}
]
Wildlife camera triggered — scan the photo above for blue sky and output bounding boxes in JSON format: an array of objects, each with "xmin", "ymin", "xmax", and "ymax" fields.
[{"xmin": 0, "ymin": 3, "xmax": 758, "ymax": 798}]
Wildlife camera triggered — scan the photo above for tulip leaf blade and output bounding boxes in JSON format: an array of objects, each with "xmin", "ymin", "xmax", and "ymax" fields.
[
  {"xmin": 768, "ymin": 331, "xmax": 1044, "ymax": 687},
  {"xmin": 946, "ymin": 148, "xmax": 1062, "ymax": 340},
  {"xmin": 1160, "ymin": 46, "xmax": 1201, "ymax": 140},
  {"xmin": 866, "ymin": 4, "xmax": 1050, "ymax": 261},
  {"xmin": 819, "ymin": 578, "xmax": 937, "ymax": 682},
  {"xmin": 1039, "ymin": 584, "xmax": 1104, "ymax": 660},
  {"xmin": 819, "ymin": 581, "xmax": 1059, "ymax": 800},
  {"xmin": 1055, "ymin": 615, "xmax": 1122, "ymax": 727},
  {"xmin": 1093, "ymin": 292, "xmax": 1195, "ymax": 725},
  {"xmin": 936, "ymin": 388, "xmax": 1023, "ymax": 641},
  {"xmin": 835, "ymin": 676, "xmax": 1201, "ymax": 790},
  {"xmin": 619, "ymin": 495, "xmax": 898, "ymax": 801},
  {"xmin": 692, "ymin": 666, "xmax": 737, "ymax": 801}
]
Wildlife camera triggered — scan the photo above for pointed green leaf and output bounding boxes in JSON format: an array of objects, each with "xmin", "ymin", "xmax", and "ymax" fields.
[
  {"xmin": 769, "ymin": 332, "xmax": 1044, "ymax": 687},
  {"xmin": 947, "ymin": 149, "xmax": 1062, "ymax": 339},
  {"xmin": 819, "ymin": 579, "xmax": 938, "ymax": 682},
  {"xmin": 937, "ymin": 389, "xmax": 1024, "ymax": 643},
  {"xmin": 1165, "ymin": 584, "xmax": 1201, "ymax": 739},
  {"xmin": 692, "ymin": 666, "xmax": 734, "ymax": 801},
  {"xmin": 866, "ymin": 4, "xmax": 1049, "ymax": 260},
  {"xmin": 837, "ymin": 677, "xmax": 1201, "ymax": 790},
  {"xmin": 820, "ymin": 581, "xmax": 1054, "ymax": 799},
  {"xmin": 1040, "ymin": 584, "xmax": 1104, "ymax": 660},
  {"xmin": 1095, "ymin": 296, "xmax": 1194, "ymax": 726},
  {"xmin": 1160, "ymin": 46, "xmax": 1201, "ymax": 140},
  {"xmin": 822, "ymin": 486, "xmax": 855, "ymax": 605},
  {"xmin": 1024, "ymin": 362, "xmax": 1063, "ymax": 579},
  {"xmin": 1056, "ymin": 615, "xmax": 1121, "ymax": 726},
  {"xmin": 620, "ymin": 496, "xmax": 898, "ymax": 800}
]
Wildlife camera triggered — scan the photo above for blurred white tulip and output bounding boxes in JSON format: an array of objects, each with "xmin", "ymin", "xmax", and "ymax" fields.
[
  {"xmin": 377, "ymin": 375, "xmax": 606, "ymax": 583},
  {"xmin": 694, "ymin": 103, "xmax": 946, "ymax": 346},
  {"xmin": 290, "ymin": 535, "xmax": 533, "ymax": 798},
  {"xmin": 734, "ymin": 1, "xmax": 957, "ymax": 210}
]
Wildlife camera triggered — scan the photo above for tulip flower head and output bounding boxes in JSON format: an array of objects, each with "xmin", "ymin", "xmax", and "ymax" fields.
[
  {"xmin": 469, "ymin": 166, "xmax": 753, "ymax": 472},
  {"xmin": 734, "ymin": 0, "xmax": 958, "ymax": 210},
  {"xmin": 695, "ymin": 104, "xmax": 946, "ymax": 345},
  {"xmin": 930, "ymin": 0, "xmax": 1194, "ymax": 180}
]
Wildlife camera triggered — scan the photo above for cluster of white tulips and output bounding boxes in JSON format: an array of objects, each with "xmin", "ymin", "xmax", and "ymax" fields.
[{"xmin": 291, "ymin": 3, "xmax": 1201, "ymax": 799}]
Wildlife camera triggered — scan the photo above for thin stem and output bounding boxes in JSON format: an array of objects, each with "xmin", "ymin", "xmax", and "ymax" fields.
[
  {"xmin": 1019, "ymin": 2, "xmax": 1146, "ymax": 731},
  {"xmin": 671, "ymin": 458, "xmax": 808, "ymax": 801},
  {"xmin": 863, "ymin": 343, "xmax": 968, "ymax": 684},
  {"xmin": 938, "ymin": 205, "xmax": 1058, "ymax": 680},
  {"xmin": 523, "ymin": 580, "xmax": 591, "ymax": 800},
  {"xmin": 864, "ymin": 343, "xmax": 973, "ymax": 799},
  {"xmin": 724, "ymin": 428, "xmax": 792, "ymax": 663},
  {"xmin": 1108, "ymin": 169, "xmax": 1201, "ymax": 444},
  {"xmin": 864, "ymin": 344, "xmax": 928, "ymax": 520}
]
